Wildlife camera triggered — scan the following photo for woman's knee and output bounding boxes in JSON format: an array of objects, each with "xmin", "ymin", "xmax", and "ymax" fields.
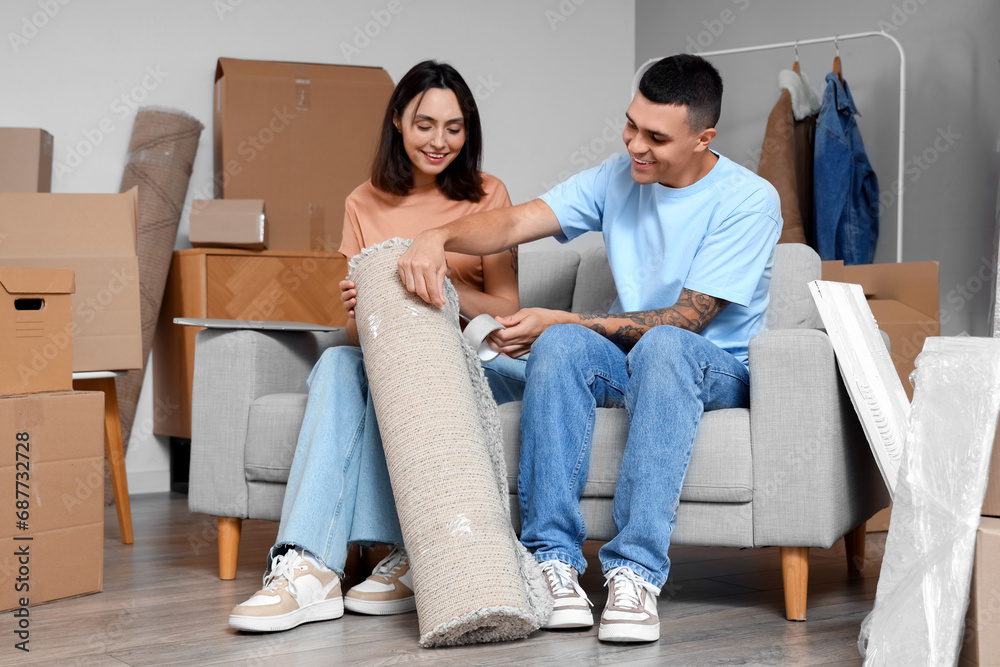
[{"xmin": 309, "ymin": 345, "xmax": 365, "ymax": 387}]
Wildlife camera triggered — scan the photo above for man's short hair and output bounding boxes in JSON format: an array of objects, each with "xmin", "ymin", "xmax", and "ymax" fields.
[{"xmin": 638, "ymin": 54, "xmax": 723, "ymax": 132}]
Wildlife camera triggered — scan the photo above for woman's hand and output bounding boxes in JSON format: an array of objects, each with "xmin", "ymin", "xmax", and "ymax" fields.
[
  {"xmin": 489, "ymin": 308, "xmax": 570, "ymax": 358},
  {"xmin": 339, "ymin": 280, "xmax": 357, "ymax": 318}
]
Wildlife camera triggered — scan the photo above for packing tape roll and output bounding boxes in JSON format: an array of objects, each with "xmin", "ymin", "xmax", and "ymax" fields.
[{"xmin": 463, "ymin": 314, "xmax": 505, "ymax": 362}]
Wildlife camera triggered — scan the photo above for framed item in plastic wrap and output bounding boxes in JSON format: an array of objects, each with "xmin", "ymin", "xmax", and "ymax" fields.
[{"xmin": 809, "ymin": 280, "xmax": 909, "ymax": 498}]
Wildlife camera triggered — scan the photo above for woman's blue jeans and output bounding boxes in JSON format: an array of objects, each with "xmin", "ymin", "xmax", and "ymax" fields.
[
  {"xmin": 517, "ymin": 324, "xmax": 749, "ymax": 590},
  {"xmin": 271, "ymin": 345, "xmax": 526, "ymax": 574}
]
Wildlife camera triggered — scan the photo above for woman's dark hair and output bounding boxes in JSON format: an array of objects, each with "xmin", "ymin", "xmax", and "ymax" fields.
[
  {"xmin": 370, "ymin": 60, "xmax": 485, "ymax": 201},
  {"xmin": 638, "ymin": 54, "xmax": 723, "ymax": 132}
]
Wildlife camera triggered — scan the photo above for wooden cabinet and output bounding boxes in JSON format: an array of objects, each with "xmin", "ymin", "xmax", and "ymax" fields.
[{"xmin": 153, "ymin": 248, "xmax": 349, "ymax": 439}]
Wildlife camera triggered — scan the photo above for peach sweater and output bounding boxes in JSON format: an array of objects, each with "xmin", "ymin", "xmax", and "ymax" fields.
[{"xmin": 339, "ymin": 174, "xmax": 511, "ymax": 293}]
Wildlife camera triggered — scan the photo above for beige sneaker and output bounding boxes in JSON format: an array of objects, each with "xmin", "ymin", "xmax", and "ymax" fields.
[
  {"xmin": 229, "ymin": 549, "xmax": 343, "ymax": 632},
  {"xmin": 598, "ymin": 566, "xmax": 660, "ymax": 643},
  {"xmin": 344, "ymin": 546, "xmax": 416, "ymax": 615},
  {"xmin": 540, "ymin": 560, "xmax": 593, "ymax": 629}
]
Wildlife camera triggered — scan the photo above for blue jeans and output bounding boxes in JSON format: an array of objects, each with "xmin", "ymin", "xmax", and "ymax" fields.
[
  {"xmin": 272, "ymin": 346, "xmax": 526, "ymax": 574},
  {"xmin": 482, "ymin": 352, "xmax": 528, "ymax": 403},
  {"xmin": 517, "ymin": 324, "xmax": 750, "ymax": 590}
]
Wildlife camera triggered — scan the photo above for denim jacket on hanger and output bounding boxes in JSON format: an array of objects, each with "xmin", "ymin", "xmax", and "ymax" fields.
[{"xmin": 813, "ymin": 72, "xmax": 879, "ymax": 264}]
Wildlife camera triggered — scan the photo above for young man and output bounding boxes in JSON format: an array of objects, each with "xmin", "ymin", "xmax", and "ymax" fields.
[{"xmin": 398, "ymin": 54, "xmax": 781, "ymax": 643}]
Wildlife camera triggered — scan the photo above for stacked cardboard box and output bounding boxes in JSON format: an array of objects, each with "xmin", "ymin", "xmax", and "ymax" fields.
[
  {"xmin": 0, "ymin": 267, "xmax": 105, "ymax": 613},
  {"xmin": 0, "ymin": 133, "xmax": 130, "ymax": 612},
  {"xmin": 960, "ymin": 516, "xmax": 1000, "ymax": 666},
  {"xmin": 0, "ymin": 128, "xmax": 53, "ymax": 193},
  {"xmin": 0, "ymin": 189, "xmax": 143, "ymax": 372},
  {"xmin": 213, "ymin": 57, "xmax": 393, "ymax": 252},
  {"xmin": 189, "ymin": 199, "xmax": 268, "ymax": 250}
]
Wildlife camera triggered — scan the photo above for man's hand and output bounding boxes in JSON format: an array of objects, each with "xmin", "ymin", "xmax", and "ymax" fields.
[
  {"xmin": 397, "ymin": 230, "xmax": 449, "ymax": 307},
  {"xmin": 489, "ymin": 308, "xmax": 570, "ymax": 358},
  {"xmin": 339, "ymin": 280, "xmax": 357, "ymax": 318}
]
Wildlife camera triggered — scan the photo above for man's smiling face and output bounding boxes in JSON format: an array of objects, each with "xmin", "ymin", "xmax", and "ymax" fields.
[{"xmin": 621, "ymin": 90, "xmax": 715, "ymax": 188}]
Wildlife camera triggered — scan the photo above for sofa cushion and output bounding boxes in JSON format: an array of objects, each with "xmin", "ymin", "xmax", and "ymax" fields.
[
  {"xmin": 766, "ymin": 243, "xmax": 822, "ymax": 329},
  {"xmin": 244, "ymin": 393, "xmax": 306, "ymax": 482},
  {"xmin": 499, "ymin": 403, "xmax": 752, "ymax": 504},
  {"xmin": 571, "ymin": 246, "xmax": 618, "ymax": 314},
  {"xmin": 518, "ymin": 249, "xmax": 580, "ymax": 311}
]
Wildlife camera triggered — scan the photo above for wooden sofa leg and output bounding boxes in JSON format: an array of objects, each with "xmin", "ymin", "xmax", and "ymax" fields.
[
  {"xmin": 780, "ymin": 546, "xmax": 809, "ymax": 621},
  {"xmin": 845, "ymin": 522, "xmax": 867, "ymax": 573},
  {"xmin": 218, "ymin": 517, "xmax": 243, "ymax": 580}
]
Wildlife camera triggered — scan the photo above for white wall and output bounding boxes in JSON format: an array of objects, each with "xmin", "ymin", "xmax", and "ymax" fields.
[
  {"xmin": 0, "ymin": 0, "xmax": 635, "ymax": 493},
  {"xmin": 636, "ymin": 0, "xmax": 1000, "ymax": 338}
]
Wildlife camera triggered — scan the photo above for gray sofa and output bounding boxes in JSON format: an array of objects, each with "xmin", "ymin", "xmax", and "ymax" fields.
[{"xmin": 188, "ymin": 242, "xmax": 889, "ymax": 620}]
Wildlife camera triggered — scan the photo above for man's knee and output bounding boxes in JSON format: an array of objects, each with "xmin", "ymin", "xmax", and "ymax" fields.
[
  {"xmin": 533, "ymin": 323, "xmax": 596, "ymax": 355},
  {"xmin": 527, "ymin": 324, "xmax": 598, "ymax": 376},
  {"xmin": 631, "ymin": 325, "xmax": 693, "ymax": 356}
]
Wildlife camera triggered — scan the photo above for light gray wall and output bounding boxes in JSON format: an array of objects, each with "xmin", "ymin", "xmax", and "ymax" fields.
[
  {"xmin": 0, "ymin": 0, "xmax": 635, "ymax": 492},
  {"xmin": 636, "ymin": 0, "xmax": 1000, "ymax": 337}
]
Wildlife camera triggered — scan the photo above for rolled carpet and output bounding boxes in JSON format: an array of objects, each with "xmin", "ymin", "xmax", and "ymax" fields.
[
  {"xmin": 112, "ymin": 107, "xmax": 203, "ymax": 502},
  {"xmin": 349, "ymin": 239, "xmax": 551, "ymax": 647}
]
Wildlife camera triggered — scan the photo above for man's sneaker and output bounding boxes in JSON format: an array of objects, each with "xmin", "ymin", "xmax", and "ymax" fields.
[
  {"xmin": 598, "ymin": 566, "xmax": 660, "ymax": 642},
  {"xmin": 229, "ymin": 549, "xmax": 343, "ymax": 632},
  {"xmin": 344, "ymin": 546, "xmax": 416, "ymax": 615},
  {"xmin": 539, "ymin": 560, "xmax": 593, "ymax": 629}
]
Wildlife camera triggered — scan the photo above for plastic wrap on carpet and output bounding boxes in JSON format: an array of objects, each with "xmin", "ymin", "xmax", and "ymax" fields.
[
  {"xmin": 110, "ymin": 107, "xmax": 203, "ymax": 503},
  {"xmin": 350, "ymin": 238, "xmax": 551, "ymax": 647}
]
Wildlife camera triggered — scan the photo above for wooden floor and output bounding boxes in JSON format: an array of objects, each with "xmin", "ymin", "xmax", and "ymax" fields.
[{"xmin": 6, "ymin": 493, "xmax": 885, "ymax": 666}]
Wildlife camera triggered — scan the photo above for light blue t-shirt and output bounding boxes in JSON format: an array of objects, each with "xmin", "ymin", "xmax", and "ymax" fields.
[{"xmin": 540, "ymin": 152, "xmax": 781, "ymax": 365}]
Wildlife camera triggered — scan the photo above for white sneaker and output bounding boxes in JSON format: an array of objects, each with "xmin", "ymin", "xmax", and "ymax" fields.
[
  {"xmin": 540, "ymin": 560, "xmax": 593, "ymax": 629},
  {"xmin": 598, "ymin": 566, "xmax": 660, "ymax": 642},
  {"xmin": 229, "ymin": 549, "xmax": 343, "ymax": 632},
  {"xmin": 344, "ymin": 546, "xmax": 416, "ymax": 615}
]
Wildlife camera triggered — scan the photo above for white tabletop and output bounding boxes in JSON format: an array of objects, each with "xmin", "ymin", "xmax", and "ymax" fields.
[{"xmin": 72, "ymin": 371, "xmax": 125, "ymax": 380}]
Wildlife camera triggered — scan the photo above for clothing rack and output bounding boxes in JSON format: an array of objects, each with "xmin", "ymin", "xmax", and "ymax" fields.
[{"xmin": 635, "ymin": 31, "xmax": 907, "ymax": 263}]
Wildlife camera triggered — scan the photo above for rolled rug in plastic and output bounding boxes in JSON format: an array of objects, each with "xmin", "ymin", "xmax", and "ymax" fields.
[
  {"xmin": 113, "ymin": 107, "xmax": 203, "ymax": 503},
  {"xmin": 349, "ymin": 238, "xmax": 551, "ymax": 647}
]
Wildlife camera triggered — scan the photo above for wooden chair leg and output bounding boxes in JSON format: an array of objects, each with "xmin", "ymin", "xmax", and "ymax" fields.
[
  {"xmin": 845, "ymin": 522, "xmax": 867, "ymax": 573},
  {"xmin": 780, "ymin": 546, "xmax": 809, "ymax": 621},
  {"xmin": 218, "ymin": 517, "xmax": 243, "ymax": 580},
  {"xmin": 75, "ymin": 376, "xmax": 134, "ymax": 545}
]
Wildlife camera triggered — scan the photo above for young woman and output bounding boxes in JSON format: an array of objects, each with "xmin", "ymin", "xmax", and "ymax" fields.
[{"xmin": 229, "ymin": 60, "xmax": 524, "ymax": 633}]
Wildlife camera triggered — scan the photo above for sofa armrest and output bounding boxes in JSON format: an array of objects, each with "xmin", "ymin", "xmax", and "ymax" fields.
[
  {"xmin": 188, "ymin": 328, "xmax": 352, "ymax": 517},
  {"xmin": 748, "ymin": 329, "xmax": 890, "ymax": 548}
]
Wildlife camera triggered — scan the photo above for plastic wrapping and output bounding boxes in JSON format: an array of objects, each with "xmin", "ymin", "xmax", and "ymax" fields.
[
  {"xmin": 859, "ymin": 337, "xmax": 1000, "ymax": 665},
  {"xmin": 810, "ymin": 280, "xmax": 909, "ymax": 497},
  {"xmin": 348, "ymin": 238, "xmax": 551, "ymax": 647},
  {"xmin": 114, "ymin": 106, "xmax": 202, "ymax": 503}
]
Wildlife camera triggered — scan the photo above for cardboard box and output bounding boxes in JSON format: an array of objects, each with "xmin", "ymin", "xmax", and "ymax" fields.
[
  {"xmin": 960, "ymin": 517, "xmax": 1000, "ymax": 666},
  {"xmin": 214, "ymin": 57, "xmax": 393, "ymax": 252},
  {"xmin": 190, "ymin": 199, "xmax": 268, "ymax": 250},
  {"xmin": 983, "ymin": 425, "xmax": 1000, "ymax": 518},
  {"xmin": 0, "ymin": 390, "xmax": 105, "ymax": 613},
  {"xmin": 0, "ymin": 128, "xmax": 53, "ymax": 193},
  {"xmin": 0, "ymin": 267, "xmax": 75, "ymax": 395},
  {"xmin": 0, "ymin": 189, "xmax": 142, "ymax": 372}
]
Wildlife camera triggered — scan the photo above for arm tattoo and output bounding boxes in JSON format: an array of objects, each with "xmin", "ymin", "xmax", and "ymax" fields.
[
  {"xmin": 508, "ymin": 246, "xmax": 519, "ymax": 275},
  {"xmin": 576, "ymin": 288, "xmax": 729, "ymax": 351}
]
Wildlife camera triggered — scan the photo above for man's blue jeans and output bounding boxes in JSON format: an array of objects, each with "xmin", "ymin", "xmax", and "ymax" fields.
[
  {"xmin": 272, "ymin": 345, "xmax": 526, "ymax": 575},
  {"xmin": 517, "ymin": 324, "xmax": 750, "ymax": 590}
]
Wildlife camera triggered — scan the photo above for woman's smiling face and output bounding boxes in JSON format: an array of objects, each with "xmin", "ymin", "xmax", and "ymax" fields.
[{"xmin": 394, "ymin": 87, "xmax": 466, "ymax": 188}]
